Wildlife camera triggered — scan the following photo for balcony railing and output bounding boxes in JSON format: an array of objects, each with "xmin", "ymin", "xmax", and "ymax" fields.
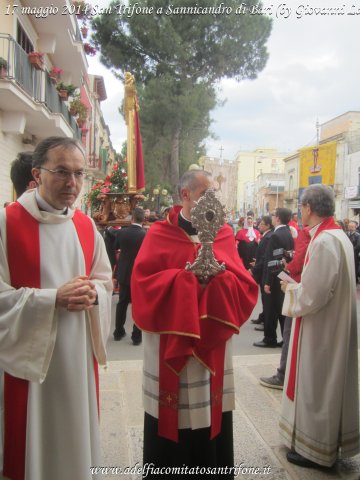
[
  {"xmin": 0, "ymin": 33, "xmax": 42, "ymax": 101},
  {"xmin": 44, "ymin": 73, "xmax": 80, "ymax": 135},
  {"xmin": 0, "ymin": 33, "xmax": 80, "ymax": 140}
]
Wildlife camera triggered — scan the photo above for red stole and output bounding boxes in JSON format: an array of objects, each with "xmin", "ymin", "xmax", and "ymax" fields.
[
  {"xmin": 286, "ymin": 217, "xmax": 341, "ymax": 401},
  {"xmin": 4, "ymin": 202, "xmax": 96, "ymax": 480},
  {"xmin": 133, "ymin": 206, "xmax": 258, "ymax": 442}
]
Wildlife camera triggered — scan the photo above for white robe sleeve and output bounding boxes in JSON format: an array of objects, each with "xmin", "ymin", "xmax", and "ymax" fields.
[
  {"xmin": 0, "ymin": 230, "xmax": 57, "ymax": 383},
  {"xmin": 87, "ymin": 226, "xmax": 113, "ymax": 365},
  {"xmin": 282, "ymin": 234, "xmax": 340, "ymax": 318}
]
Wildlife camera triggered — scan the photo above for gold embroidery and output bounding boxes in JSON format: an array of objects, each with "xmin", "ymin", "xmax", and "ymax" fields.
[
  {"xmin": 200, "ymin": 314, "xmax": 239, "ymax": 332},
  {"xmin": 159, "ymin": 389, "xmax": 178, "ymax": 410}
]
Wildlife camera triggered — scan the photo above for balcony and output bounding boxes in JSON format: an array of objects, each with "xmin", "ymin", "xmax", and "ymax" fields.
[
  {"xmin": 0, "ymin": 34, "xmax": 81, "ymax": 140},
  {"xmin": 21, "ymin": 0, "xmax": 87, "ymax": 86}
]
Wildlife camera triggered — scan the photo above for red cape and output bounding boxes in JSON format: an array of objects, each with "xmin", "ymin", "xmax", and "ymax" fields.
[
  {"xmin": 131, "ymin": 206, "xmax": 258, "ymax": 440},
  {"xmin": 235, "ymin": 227, "xmax": 261, "ymax": 244}
]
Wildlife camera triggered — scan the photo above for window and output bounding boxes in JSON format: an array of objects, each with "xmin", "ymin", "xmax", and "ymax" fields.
[
  {"xmin": 289, "ymin": 175, "xmax": 293, "ymax": 192},
  {"xmin": 17, "ymin": 21, "xmax": 33, "ymax": 53}
]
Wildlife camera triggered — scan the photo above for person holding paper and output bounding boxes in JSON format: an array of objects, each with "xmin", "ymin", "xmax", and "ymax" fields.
[
  {"xmin": 279, "ymin": 184, "xmax": 359, "ymax": 469},
  {"xmin": 259, "ymin": 225, "xmax": 310, "ymax": 389}
]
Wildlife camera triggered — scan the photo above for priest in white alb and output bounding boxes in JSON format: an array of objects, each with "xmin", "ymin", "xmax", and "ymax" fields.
[
  {"xmin": 280, "ymin": 183, "xmax": 359, "ymax": 469},
  {"xmin": 0, "ymin": 137, "xmax": 113, "ymax": 480}
]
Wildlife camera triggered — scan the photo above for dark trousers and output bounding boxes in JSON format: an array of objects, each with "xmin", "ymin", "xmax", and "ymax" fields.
[
  {"xmin": 277, "ymin": 316, "xmax": 292, "ymax": 381},
  {"xmin": 355, "ymin": 258, "xmax": 359, "ymax": 283},
  {"xmin": 258, "ymin": 288, "xmax": 267, "ymax": 323},
  {"xmin": 263, "ymin": 282, "xmax": 285, "ymax": 344},
  {"xmin": 114, "ymin": 284, "xmax": 142, "ymax": 342},
  {"xmin": 143, "ymin": 412, "xmax": 234, "ymax": 479}
]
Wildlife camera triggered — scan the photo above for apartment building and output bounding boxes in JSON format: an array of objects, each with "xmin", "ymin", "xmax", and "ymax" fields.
[{"xmin": 0, "ymin": 0, "xmax": 115, "ymax": 205}]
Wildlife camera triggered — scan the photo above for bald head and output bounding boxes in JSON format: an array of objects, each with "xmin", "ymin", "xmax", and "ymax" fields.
[{"xmin": 178, "ymin": 170, "xmax": 213, "ymax": 220}]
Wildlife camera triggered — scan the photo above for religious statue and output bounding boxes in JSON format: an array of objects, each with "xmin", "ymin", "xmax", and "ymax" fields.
[
  {"xmin": 92, "ymin": 193, "xmax": 113, "ymax": 223},
  {"xmin": 113, "ymin": 195, "xmax": 131, "ymax": 220},
  {"xmin": 215, "ymin": 172, "xmax": 226, "ymax": 192}
]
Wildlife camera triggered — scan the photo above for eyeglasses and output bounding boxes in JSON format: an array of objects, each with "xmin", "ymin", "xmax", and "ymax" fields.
[{"xmin": 39, "ymin": 167, "xmax": 84, "ymax": 180}]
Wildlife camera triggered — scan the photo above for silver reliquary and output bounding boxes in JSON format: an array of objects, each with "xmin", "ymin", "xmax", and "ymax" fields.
[{"xmin": 185, "ymin": 188, "xmax": 226, "ymax": 283}]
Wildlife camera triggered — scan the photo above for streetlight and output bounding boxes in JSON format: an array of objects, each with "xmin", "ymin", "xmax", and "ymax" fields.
[
  {"xmin": 274, "ymin": 162, "xmax": 280, "ymax": 208},
  {"xmin": 253, "ymin": 158, "xmax": 263, "ymax": 213},
  {"xmin": 153, "ymin": 186, "xmax": 168, "ymax": 214}
]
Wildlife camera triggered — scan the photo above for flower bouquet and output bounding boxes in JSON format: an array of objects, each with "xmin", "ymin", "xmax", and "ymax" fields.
[{"xmin": 87, "ymin": 162, "xmax": 128, "ymax": 211}]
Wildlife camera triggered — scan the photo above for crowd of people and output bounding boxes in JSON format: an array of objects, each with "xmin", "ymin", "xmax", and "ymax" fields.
[
  {"xmin": 234, "ymin": 191, "xmax": 359, "ymax": 468},
  {"xmin": 0, "ymin": 138, "xmax": 359, "ymax": 479}
]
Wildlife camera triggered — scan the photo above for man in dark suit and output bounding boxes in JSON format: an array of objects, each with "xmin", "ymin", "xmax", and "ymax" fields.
[
  {"xmin": 113, "ymin": 207, "xmax": 146, "ymax": 345},
  {"xmin": 250, "ymin": 215, "xmax": 273, "ymax": 331},
  {"xmin": 254, "ymin": 208, "xmax": 294, "ymax": 348}
]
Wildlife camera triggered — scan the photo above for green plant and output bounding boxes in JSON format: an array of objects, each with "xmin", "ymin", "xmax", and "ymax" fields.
[
  {"xmin": 0, "ymin": 57, "xmax": 8, "ymax": 69},
  {"xmin": 69, "ymin": 97, "xmax": 88, "ymax": 119},
  {"xmin": 56, "ymin": 82, "xmax": 78, "ymax": 97},
  {"xmin": 77, "ymin": 102, "xmax": 88, "ymax": 121}
]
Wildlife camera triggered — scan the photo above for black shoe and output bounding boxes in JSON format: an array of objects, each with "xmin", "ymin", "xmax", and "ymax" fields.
[
  {"xmin": 254, "ymin": 325, "xmax": 264, "ymax": 331},
  {"xmin": 277, "ymin": 341, "xmax": 284, "ymax": 347},
  {"xmin": 251, "ymin": 318, "xmax": 263, "ymax": 325},
  {"xmin": 132, "ymin": 339, "xmax": 142, "ymax": 346},
  {"xmin": 113, "ymin": 330, "xmax": 126, "ymax": 341},
  {"xmin": 286, "ymin": 451, "xmax": 333, "ymax": 469},
  {"xmin": 253, "ymin": 340, "xmax": 278, "ymax": 348}
]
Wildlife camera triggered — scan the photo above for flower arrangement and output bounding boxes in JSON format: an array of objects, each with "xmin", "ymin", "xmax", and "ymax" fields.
[
  {"xmin": 87, "ymin": 162, "xmax": 128, "ymax": 210},
  {"xmin": 49, "ymin": 67, "xmax": 63, "ymax": 83},
  {"xmin": 28, "ymin": 52, "xmax": 44, "ymax": 70},
  {"xmin": 28, "ymin": 51, "xmax": 44, "ymax": 60},
  {"xmin": 83, "ymin": 42, "xmax": 97, "ymax": 56},
  {"xmin": 0, "ymin": 57, "xmax": 8, "ymax": 69}
]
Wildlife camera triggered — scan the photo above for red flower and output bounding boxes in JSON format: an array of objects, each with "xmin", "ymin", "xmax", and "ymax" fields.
[
  {"xmin": 104, "ymin": 181, "xmax": 112, "ymax": 186},
  {"xmin": 112, "ymin": 164, "xmax": 119, "ymax": 170},
  {"xmin": 100, "ymin": 187, "xmax": 110, "ymax": 193},
  {"xmin": 121, "ymin": 172, "xmax": 127, "ymax": 177},
  {"xmin": 83, "ymin": 43, "xmax": 97, "ymax": 56}
]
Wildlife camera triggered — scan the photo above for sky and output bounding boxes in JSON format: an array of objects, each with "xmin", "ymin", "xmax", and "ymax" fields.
[{"xmin": 87, "ymin": 1, "xmax": 360, "ymax": 161}]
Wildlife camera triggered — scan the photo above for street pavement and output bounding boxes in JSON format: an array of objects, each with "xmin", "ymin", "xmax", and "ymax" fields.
[
  {"xmin": 2, "ymin": 294, "xmax": 358, "ymax": 479},
  {"xmin": 100, "ymin": 294, "xmax": 360, "ymax": 479}
]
